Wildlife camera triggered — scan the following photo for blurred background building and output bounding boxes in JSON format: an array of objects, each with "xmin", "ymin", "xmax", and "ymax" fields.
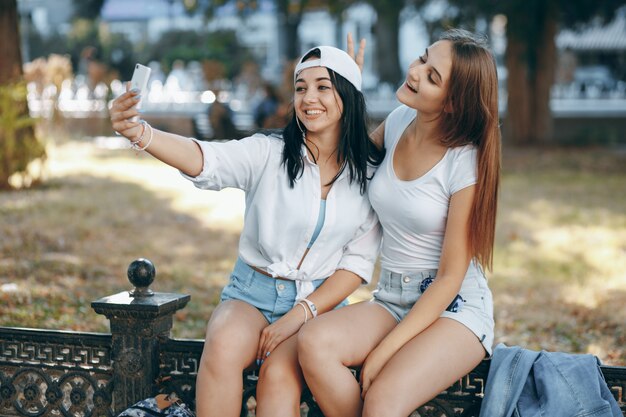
[{"xmin": 12, "ymin": 0, "xmax": 626, "ymax": 143}]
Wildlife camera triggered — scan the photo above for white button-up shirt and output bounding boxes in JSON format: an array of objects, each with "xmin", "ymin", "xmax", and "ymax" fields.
[{"xmin": 181, "ymin": 133, "xmax": 381, "ymax": 301}]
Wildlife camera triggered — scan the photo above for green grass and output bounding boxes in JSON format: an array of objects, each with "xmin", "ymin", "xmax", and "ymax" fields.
[
  {"xmin": 490, "ymin": 147, "xmax": 626, "ymax": 363},
  {"xmin": 1, "ymin": 140, "xmax": 625, "ymax": 364}
]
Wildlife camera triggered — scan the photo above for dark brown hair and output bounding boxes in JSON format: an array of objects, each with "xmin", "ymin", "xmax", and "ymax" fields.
[
  {"xmin": 282, "ymin": 48, "xmax": 384, "ymax": 194},
  {"xmin": 438, "ymin": 28, "xmax": 501, "ymax": 270}
]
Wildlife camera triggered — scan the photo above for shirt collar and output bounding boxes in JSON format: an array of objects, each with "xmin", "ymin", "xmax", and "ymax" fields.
[
  {"xmin": 300, "ymin": 144, "xmax": 349, "ymax": 182},
  {"xmin": 301, "ymin": 144, "xmax": 316, "ymax": 166}
]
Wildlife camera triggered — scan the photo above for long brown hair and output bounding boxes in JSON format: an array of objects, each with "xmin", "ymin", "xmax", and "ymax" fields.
[{"xmin": 438, "ymin": 29, "xmax": 501, "ymax": 271}]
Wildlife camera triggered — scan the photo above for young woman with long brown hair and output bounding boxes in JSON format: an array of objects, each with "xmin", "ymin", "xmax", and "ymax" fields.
[{"xmin": 298, "ymin": 28, "xmax": 501, "ymax": 417}]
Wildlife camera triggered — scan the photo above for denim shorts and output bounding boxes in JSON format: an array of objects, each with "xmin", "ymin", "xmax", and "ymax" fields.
[
  {"xmin": 372, "ymin": 263, "xmax": 494, "ymax": 355},
  {"xmin": 221, "ymin": 258, "xmax": 342, "ymax": 324}
]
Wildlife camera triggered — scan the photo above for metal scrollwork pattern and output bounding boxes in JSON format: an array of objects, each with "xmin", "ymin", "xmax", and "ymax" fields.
[
  {"xmin": 0, "ymin": 368, "xmax": 112, "ymax": 417},
  {"xmin": 116, "ymin": 348, "xmax": 144, "ymax": 377},
  {"xmin": 0, "ymin": 340, "xmax": 111, "ymax": 372},
  {"xmin": 0, "ymin": 329, "xmax": 114, "ymax": 417},
  {"xmin": 601, "ymin": 366, "xmax": 626, "ymax": 415},
  {"xmin": 3, "ymin": 329, "xmax": 625, "ymax": 416},
  {"xmin": 158, "ymin": 340, "xmax": 201, "ymax": 409},
  {"xmin": 158, "ymin": 340, "xmax": 484, "ymax": 417}
]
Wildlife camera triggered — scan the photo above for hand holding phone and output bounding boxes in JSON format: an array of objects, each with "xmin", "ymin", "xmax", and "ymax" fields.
[{"xmin": 129, "ymin": 63, "xmax": 151, "ymax": 121}]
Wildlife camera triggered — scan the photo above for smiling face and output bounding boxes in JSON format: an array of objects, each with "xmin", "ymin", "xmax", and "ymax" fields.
[
  {"xmin": 396, "ymin": 40, "xmax": 453, "ymax": 116},
  {"xmin": 294, "ymin": 65, "xmax": 344, "ymax": 139}
]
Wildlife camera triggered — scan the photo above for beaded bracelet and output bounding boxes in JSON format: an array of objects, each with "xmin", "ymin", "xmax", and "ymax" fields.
[{"xmin": 131, "ymin": 122, "xmax": 154, "ymax": 152}]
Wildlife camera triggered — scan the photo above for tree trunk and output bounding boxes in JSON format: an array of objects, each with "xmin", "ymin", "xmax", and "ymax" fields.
[
  {"xmin": 372, "ymin": 2, "xmax": 402, "ymax": 86},
  {"xmin": 531, "ymin": 15, "xmax": 557, "ymax": 143},
  {"xmin": 504, "ymin": 36, "xmax": 532, "ymax": 145},
  {"xmin": 0, "ymin": 0, "xmax": 44, "ymax": 190},
  {"xmin": 504, "ymin": 1, "xmax": 557, "ymax": 145},
  {"xmin": 284, "ymin": 14, "xmax": 302, "ymax": 59},
  {"xmin": 0, "ymin": 0, "xmax": 24, "ymax": 83},
  {"xmin": 276, "ymin": 0, "xmax": 303, "ymax": 60},
  {"xmin": 334, "ymin": 14, "xmax": 344, "ymax": 49}
]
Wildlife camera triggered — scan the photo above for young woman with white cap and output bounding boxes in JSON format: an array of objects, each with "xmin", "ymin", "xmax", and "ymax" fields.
[
  {"xmin": 109, "ymin": 45, "xmax": 384, "ymax": 417},
  {"xmin": 298, "ymin": 29, "xmax": 501, "ymax": 417}
]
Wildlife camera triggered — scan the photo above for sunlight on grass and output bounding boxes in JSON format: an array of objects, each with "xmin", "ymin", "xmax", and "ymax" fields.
[
  {"xmin": 492, "ymin": 159, "xmax": 626, "ymax": 363},
  {"xmin": 2, "ymin": 140, "xmax": 626, "ymax": 364},
  {"xmin": 47, "ymin": 140, "xmax": 246, "ymax": 232}
]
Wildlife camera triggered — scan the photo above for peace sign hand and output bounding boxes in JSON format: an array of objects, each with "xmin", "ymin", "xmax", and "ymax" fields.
[{"xmin": 347, "ymin": 32, "xmax": 366, "ymax": 72}]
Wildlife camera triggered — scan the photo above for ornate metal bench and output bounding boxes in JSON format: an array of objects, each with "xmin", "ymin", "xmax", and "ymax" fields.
[{"xmin": 1, "ymin": 259, "xmax": 625, "ymax": 417}]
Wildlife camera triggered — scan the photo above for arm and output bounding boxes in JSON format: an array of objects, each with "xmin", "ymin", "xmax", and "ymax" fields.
[
  {"xmin": 346, "ymin": 33, "xmax": 386, "ymax": 150},
  {"xmin": 303, "ymin": 269, "xmax": 363, "ymax": 314},
  {"xmin": 369, "ymin": 119, "xmax": 385, "ymax": 150},
  {"xmin": 297, "ymin": 203, "xmax": 382, "ymax": 319},
  {"xmin": 257, "ymin": 209, "xmax": 382, "ymax": 361},
  {"xmin": 255, "ymin": 270, "xmax": 362, "ymax": 364},
  {"xmin": 255, "ymin": 270, "xmax": 361, "ymax": 364},
  {"xmin": 360, "ymin": 185, "xmax": 476, "ymax": 394},
  {"xmin": 110, "ymin": 87, "xmax": 203, "ymax": 177}
]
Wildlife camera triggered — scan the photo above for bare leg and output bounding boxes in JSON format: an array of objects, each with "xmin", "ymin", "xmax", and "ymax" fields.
[
  {"xmin": 298, "ymin": 302, "xmax": 397, "ymax": 417},
  {"xmin": 362, "ymin": 318, "xmax": 486, "ymax": 417},
  {"xmin": 256, "ymin": 335, "xmax": 302, "ymax": 417},
  {"xmin": 195, "ymin": 300, "xmax": 268, "ymax": 417}
]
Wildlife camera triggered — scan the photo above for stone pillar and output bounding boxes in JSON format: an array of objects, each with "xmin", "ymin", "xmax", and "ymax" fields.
[{"xmin": 91, "ymin": 259, "xmax": 190, "ymax": 414}]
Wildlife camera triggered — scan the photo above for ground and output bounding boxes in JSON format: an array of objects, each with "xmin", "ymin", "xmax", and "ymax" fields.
[{"xmin": 1, "ymin": 136, "xmax": 625, "ymax": 365}]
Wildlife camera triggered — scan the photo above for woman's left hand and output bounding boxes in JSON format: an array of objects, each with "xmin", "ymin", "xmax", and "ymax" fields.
[
  {"xmin": 256, "ymin": 305, "xmax": 307, "ymax": 365},
  {"xmin": 359, "ymin": 346, "xmax": 392, "ymax": 399}
]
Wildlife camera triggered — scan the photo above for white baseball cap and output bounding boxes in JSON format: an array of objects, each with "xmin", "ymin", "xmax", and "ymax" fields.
[{"xmin": 294, "ymin": 46, "xmax": 362, "ymax": 92}]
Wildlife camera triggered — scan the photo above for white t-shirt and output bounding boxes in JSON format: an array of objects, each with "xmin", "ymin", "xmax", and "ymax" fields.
[
  {"xmin": 181, "ymin": 133, "xmax": 381, "ymax": 301},
  {"xmin": 368, "ymin": 105, "xmax": 477, "ymax": 273}
]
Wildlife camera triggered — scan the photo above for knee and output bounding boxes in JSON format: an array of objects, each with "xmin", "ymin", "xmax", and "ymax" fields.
[
  {"xmin": 258, "ymin": 359, "xmax": 295, "ymax": 391},
  {"xmin": 256, "ymin": 358, "xmax": 302, "ymax": 413},
  {"xmin": 200, "ymin": 322, "xmax": 249, "ymax": 371},
  {"xmin": 362, "ymin": 385, "xmax": 398, "ymax": 417},
  {"xmin": 297, "ymin": 320, "xmax": 337, "ymax": 369},
  {"xmin": 297, "ymin": 321, "xmax": 322, "ymax": 364},
  {"xmin": 362, "ymin": 393, "xmax": 384, "ymax": 417}
]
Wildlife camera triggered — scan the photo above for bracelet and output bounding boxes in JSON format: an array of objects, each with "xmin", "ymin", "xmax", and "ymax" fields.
[
  {"xmin": 129, "ymin": 120, "xmax": 147, "ymax": 146},
  {"xmin": 301, "ymin": 298, "xmax": 318, "ymax": 318},
  {"xmin": 131, "ymin": 122, "xmax": 153, "ymax": 151},
  {"xmin": 297, "ymin": 302, "xmax": 309, "ymax": 324}
]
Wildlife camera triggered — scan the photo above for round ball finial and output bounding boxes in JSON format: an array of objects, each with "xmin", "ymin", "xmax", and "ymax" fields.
[{"xmin": 127, "ymin": 258, "xmax": 155, "ymax": 297}]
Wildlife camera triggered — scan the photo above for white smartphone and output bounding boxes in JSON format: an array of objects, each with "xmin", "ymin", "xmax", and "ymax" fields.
[{"xmin": 129, "ymin": 63, "xmax": 151, "ymax": 121}]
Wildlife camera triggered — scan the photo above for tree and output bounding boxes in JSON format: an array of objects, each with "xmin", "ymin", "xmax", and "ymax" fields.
[
  {"xmin": 0, "ymin": 0, "xmax": 22, "ymax": 83},
  {"xmin": 366, "ymin": 0, "xmax": 404, "ymax": 86},
  {"xmin": 72, "ymin": 0, "xmax": 105, "ymax": 20},
  {"xmin": 276, "ymin": 0, "xmax": 308, "ymax": 60},
  {"xmin": 503, "ymin": 1, "xmax": 557, "ymax": 145},
  {"xmin": 198, "ymin": 0, "xmax": 307, "ymax": 60},
  {"xmin": 0, "ymin": 0, "xmax": 46, "ymax": 189},
  {"xmin": 448, "ymin": 0, "xmax": 623, "ymax": 144},
  {"xmin": 329, "ymin": 0, "xmax": 430, "ymax": 86},
  {"xmin": 146, "ymin": 28, "xmax": 248, "ymax": 79}
]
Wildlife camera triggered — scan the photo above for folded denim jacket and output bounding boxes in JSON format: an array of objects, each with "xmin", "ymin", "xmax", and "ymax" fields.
[{"xmin": 479, "ymin": 344, "xmax": 622, "ymax": 417}]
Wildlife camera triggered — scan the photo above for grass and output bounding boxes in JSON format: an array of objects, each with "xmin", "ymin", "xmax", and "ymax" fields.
[
  {"xmin": 1, "ymin": 137, "xmax": 625, "ymax": 365},
  {"xmin": 490, "ymin": 147, "xmax": 626, "ymax": 364}
]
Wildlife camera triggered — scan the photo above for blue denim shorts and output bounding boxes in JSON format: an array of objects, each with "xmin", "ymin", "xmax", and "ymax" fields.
[
  {"xmin": 372, "ymin": 264, "xmax": 494, "ymax": 355},
  {"xmin": 221, "ymin": 258, "xmax": 338, "ymax": 324}
]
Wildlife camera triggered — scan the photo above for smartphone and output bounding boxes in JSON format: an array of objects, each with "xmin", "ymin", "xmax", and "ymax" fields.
[{"xmin": 129, "ymin": 63, "xmax": 151, "ymax": 121}]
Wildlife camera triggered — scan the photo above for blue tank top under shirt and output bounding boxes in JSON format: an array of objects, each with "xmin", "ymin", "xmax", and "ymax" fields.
[{"xmin": 307, "ymin": 199, "xmax": 326, "ymax": 248}]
